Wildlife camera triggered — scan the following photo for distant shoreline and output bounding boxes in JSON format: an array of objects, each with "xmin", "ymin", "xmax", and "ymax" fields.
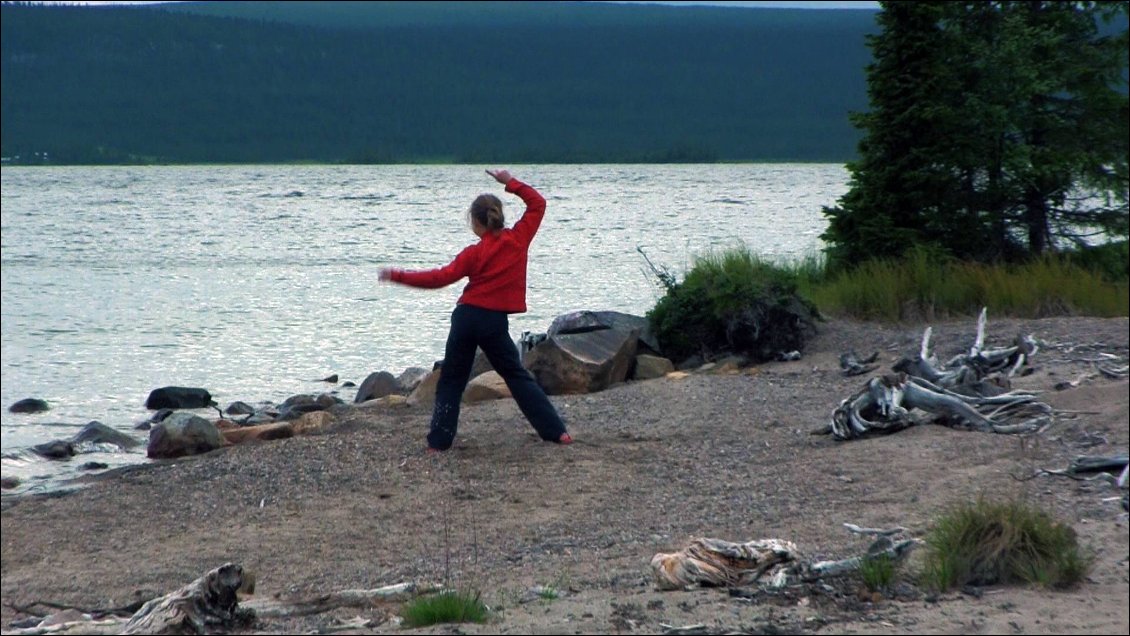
[{"xmin": 0, "ymin": 159, "xmax": 853, "ymax": 168}]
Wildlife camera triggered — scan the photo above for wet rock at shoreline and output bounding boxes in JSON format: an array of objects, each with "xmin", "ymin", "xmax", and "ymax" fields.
[
  {"xmin": 31, "ymin": 440, "xmax": 75, "ymax": 460},
  {"xmin": 225, "ymin": 401, "xmax": 256, "ymax": 416},
  {"xmin": 354, "ymin": 371, "xmax": 399, "ymax": 403},
  {"xmin": 72, "ymin": 421, "xmax": 141, "ymax": 450},
  {"xmin": 145, "ymin": 386, "xmax": 214, "ymax": 410},
  {"xmin": 9, "ymin": 398, "xmax": 49, "ymax": 414},
  {"xmin": 147, "ymin": 412, "xmax": 227, "ymax": 459}
]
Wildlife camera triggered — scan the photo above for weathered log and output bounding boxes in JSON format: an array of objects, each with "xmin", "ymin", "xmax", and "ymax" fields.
[
  {"xmin": 240, "ymin": 582, "xmax": 423, "ymax": 618},
  {"xmin": 839, "ymin": 350, "xmax": 879, "ymax": 377},
  {"xmin": 1068, "ymin": 455, "xmax": 1130, "ymax": 476},
  {"xmin": 5, "ymin": 577, "xmax": 425, "ymax": 635},
  {"xmin": 651, "ymin": 527, "xmax": 921, "ymax": 591},
  {"xmin": 832, "ymin": 309, "xmax": 1053, "ymax": 440},
  {"xmin": 830, "ymin": 373, "xmax": 1052, "ymax": 440},
  {"xmin": 122, "ymin": 563, "xmax": 248, "ymax": 634},
  {"xmin": 651, "ymin": 538, "xmax": 800, "ymax": 590}
]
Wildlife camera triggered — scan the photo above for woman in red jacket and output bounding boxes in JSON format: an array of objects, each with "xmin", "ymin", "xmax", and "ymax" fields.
[{"xmin": 379, "ymin": 169, "xmax": 572, "ymax": 453}]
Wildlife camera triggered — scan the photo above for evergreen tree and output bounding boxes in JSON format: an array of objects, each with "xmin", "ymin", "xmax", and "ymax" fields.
[{"xmin": 822, "ymin": 1, "xmax": 1129, "ymax": 269}]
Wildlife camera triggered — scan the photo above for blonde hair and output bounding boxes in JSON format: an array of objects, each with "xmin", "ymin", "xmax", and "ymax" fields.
[{"xmin": 469, "ymin": 194, "xmax": 504, "ymax": 232}]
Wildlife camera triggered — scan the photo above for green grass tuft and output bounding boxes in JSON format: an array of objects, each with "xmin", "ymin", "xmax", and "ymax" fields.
[
  {"xmin": 920, "ymin": 498, "xmax": 1092, "ymax": 592},
  {"xmin": 859, "ymin": 554, "xmax": 898, "ymax": 592},
  {"xmin": 400, "ymin": 590, "xmax": 489, "ymax": 628}
]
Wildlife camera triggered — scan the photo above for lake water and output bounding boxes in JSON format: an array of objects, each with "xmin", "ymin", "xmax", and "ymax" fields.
[{"xmin": 0, "ymin": 163, "xmax": 848, "ymax": 490}]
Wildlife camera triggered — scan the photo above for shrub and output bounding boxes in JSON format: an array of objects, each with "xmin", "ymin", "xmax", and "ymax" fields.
[
  {"xmin": 645, "ymin": 247, "xmax": 820, "ymax": 363},
  {"xmin": 1064, "ymin": 239, "xmax": 1129, "ymax": 283},
  {"xmin": 920, "ymin": 498, "xmax": 1092, "ymax": 591},
  {"xmin": 859, "ymin": 554, "xmax": 898, "ymax": 592},
  {"xmin": 400, "ymin": 590, "xmax": 489, "ymax": 628}
]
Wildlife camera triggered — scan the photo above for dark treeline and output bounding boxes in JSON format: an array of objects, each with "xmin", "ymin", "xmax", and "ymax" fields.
[{"xmin": 0, "ymin": 1, "xmax": 878, "ymax": 165}]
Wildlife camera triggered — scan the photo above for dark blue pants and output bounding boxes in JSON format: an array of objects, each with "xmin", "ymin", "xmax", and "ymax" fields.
[{"xmin": 428, "ymin": 304, "xmax": 567, "ymax": 450}]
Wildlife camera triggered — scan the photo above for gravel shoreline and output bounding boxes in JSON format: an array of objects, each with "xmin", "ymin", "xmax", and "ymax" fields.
[{"xmin": 2, "ymin": 316, "xmax": 1127, "ymax": 635}]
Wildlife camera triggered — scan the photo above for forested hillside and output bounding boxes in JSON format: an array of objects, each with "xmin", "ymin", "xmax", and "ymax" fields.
[{"xmin": 1, "ymin": 1, "xmax": 878, "ymax": 164}]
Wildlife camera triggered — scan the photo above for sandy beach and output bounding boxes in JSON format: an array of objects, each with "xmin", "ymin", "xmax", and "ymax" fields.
[{"xmin": 2, "ymin": 315, "xmax": 1127, "ymax": 635}]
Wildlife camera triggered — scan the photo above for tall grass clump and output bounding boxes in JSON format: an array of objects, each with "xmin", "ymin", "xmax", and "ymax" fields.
[
  {"xmin": 645, "ymin": 246, "xmax": 820, "ymax": 363},
  {"xmin": 812, "ymin": 246, "xmax": 1128, "ymax": 321},
  {"xmin": 400, "ymin": 590, "xmax": 489, "ymax": 628},
  {"xmin": 920, "ymin": 497, "xmax": 1092, "ymax": 592},
  {"xmin": 858, "ymin": 554, "xmax": 898, "ymax": 593}
]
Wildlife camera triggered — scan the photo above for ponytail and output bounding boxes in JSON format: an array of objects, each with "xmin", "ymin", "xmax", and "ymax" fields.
[{"xmin": 470, "ymin": 194, "xmax": 505, "ymax": 232}]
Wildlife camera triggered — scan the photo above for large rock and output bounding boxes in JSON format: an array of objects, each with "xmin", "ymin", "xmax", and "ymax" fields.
[
  {"xmin": 396, "ymin": 367, "xmax": 430, "ymax": 394},
  {"xmin": 633, "ymin": 354, "xmax": 675, "ymax": 380},
  {"xmin": 222, "ymin": 422, "xmax": 294, "ymax": 445},
  {"xmin": 354, "ymin": 371, "xmax": 399, "ymax": 403},
  {"xmin": 464, "ymin": 371, "xmax": 511, "ymax": 403},
  {"xmin": 71, "ymin": 421, "xmax": 141, "ymax": 449},
  {"xmin": 524, "ymin": 328, "xmax": 640, "ymax": 395},
  {"xmin": 9, "ymin": 398, "xmax": 49, "ymax": 414},
  {"xmin": 32, "ymin": 440, "xmax": 75, "ymax": 460},
  {"xmin": 548, "ymin": 310, "xmax": 660, "ymax": 353},
  {"xmin": 145, "ymin": 386, "xmax": 213, "ymax": 410},
  {"xmin": 407, "ymin": 369, "xmax": 441, "ymax": 409},
  {"xmin": 291, "ymin": 411, "xmax": 335, "ymax": 435},
  {"xmin": 147, "ymin": 412, "xmax": 227, "ymax": 459}
]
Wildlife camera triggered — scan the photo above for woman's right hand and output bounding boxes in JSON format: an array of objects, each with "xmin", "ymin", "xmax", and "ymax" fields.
[{"xmin": 486, "ymin": 169, "xmax": 512, "ymax": 184}]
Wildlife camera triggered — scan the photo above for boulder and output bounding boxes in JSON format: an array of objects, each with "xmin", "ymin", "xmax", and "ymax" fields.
[
  {"xmin": 469, "ymin": 349, "xmax": 495, "ymax": 381},
  {"xmin": 291, "ymin": 411, "xmax": 335, "ymax": 435},
  {"xmin": 71, "ymin": 421, "xmax": 141, "ymax": 449},
  {"xmin": 9, "ymin": 398, "xmax": 49, "ymax": 414},
  {"xmin": 222, "ymin": 422, "xmax": 294, "ymax": 444},
  {"xmin": 32, "ymin": 440, "xmax": 75, "ymax": 460},
  {"xmin": 225, "ymin": 401, "xmax": 256, "ymax": 416},
  {"xmin": 548, "ymin": 310, "xmax": 660, "ymax": 353},
  {"xmin": 633, "ymin": 354, "xmax": 675, "ymax": 380},
  {"xmin": 407, "ymin": 369, "xmax": 442, "ymax": 409},
  {"xmin": 355, "ymin": 371, "xmax": 399, "ymax": 403},
  {"xmin": 524, "ymin": 328, "xmax": 640, "ymax": 395},
  {"xmin": 145, "ymin": 387, "xmax": 213, "ymax": 410},
  {"xmin": 464, "ymin": 371, "xmax": 512, "ymax": 403},
  {"xmin": 147, "ymin": 412, "xmax": 227, "ymax": 459},
  {"xmin": 396, "ymin": 367, "xmax": 430, "ymax": 394}
]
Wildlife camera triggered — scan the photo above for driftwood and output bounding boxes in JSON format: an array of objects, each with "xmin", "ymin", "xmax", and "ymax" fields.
[
  {"xmin": 122, "ymin": 563, "xmax": 248, "ymax": 634},
  {"xmin": 4, "ymin": 566, "xmax": 425, "ymax": 636},
  {"xmin": 826, "ymin": 309, "xmax": 1055, "ymax": 441},
  {"xmin": 830, "ymin": 373, "xmax": 1053, "ymax": 440},
  {"xmin": 892, "ymin": 308, "xmax": 1038, "ymax": 395},
  {"xmin": 651, "ymin": 528, "xmax": 920, "ymax": 591},
  {"xmin": 839, "ymin": 351, "xmax": 880, "ymax": 377}
]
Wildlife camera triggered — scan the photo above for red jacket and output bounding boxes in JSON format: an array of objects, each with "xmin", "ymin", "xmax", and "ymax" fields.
[{"xmin": 388, "ymin": 178, "xmax": 545, "ymax": 313}]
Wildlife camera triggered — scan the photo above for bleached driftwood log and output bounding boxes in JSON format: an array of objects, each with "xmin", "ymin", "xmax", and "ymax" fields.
[
  {"xmin": 891, "ymin": 308, "xmax": 1038, "ymax": 395},
  {"xmin": 829, "ymin": 373, "xmax": 1053, "ymax": 440},
  {"xmin": 4, "ymin": 570, "xmax": 427, "ymax": 636},
  {"xmin": 121, "ymin": 563, "xmax": 247, "ymax": 634},
  {"xmin": 825, "ymin": 308, "xmax": 1054, "ymax": 441},
  {"xmin": 240, "ymin": 582, "xmax": 423, "ymax": 618},
  {"xmin": 651, "ymin": 530, "xmax": 920, "ymax": 591}
]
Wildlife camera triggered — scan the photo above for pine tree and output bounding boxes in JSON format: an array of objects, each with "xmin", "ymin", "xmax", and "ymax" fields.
[{"xmin": 822, "ymin": 1, "xmax": 1129, "ymax": 269}]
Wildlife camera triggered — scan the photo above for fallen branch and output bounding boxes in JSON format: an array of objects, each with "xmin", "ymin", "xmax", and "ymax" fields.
[
  {"xmin": 839, "ymin": 351, "xmax": 880, "ymax": 377},
  {"xmin": 831, "ymin": 309, "xmax": 1055, "ymax": 441},
  {"xmin": 842, "ymin": 523, "xmax": 908, "ymax": 536},
  {"xmin": 830, "ymin": 373, "xmax": 1052, "ymax": 440},
  {"xmin": 122, "ymin": 563, "xmax": 248, "ymax": 634},
  {"xmin": 651, "ymin": 526, "xmax": 920, "ymax": 591},
  {"xmin": 241, "ymin": 582, "xmax": 425, "ymax": 618}
]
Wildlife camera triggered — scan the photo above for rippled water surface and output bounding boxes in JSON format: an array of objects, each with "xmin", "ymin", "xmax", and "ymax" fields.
[{"xmin": 1, "ymin": 164, "xmax": 847, "ymax": 487}]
